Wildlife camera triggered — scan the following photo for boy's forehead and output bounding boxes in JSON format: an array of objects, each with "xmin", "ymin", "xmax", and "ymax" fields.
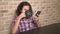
[{"xmin": 23, "ymin": 6, "xmax": 29, "ymax": 9}]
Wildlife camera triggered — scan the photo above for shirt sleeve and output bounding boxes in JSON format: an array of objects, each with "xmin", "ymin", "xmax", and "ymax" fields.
[{"xmin": 31, "ymin": 16, "xmax": 38, "ymax": 27}]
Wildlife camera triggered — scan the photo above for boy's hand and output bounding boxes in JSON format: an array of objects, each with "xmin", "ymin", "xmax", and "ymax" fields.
[{"xmin": 33, "ymin": 15, "xmax": 39, "ymax": 22}]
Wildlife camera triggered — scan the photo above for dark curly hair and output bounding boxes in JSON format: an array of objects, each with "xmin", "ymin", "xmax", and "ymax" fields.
[{"xmin": 16, "ymin": 1, "xmax": 33, "ymax": 16}]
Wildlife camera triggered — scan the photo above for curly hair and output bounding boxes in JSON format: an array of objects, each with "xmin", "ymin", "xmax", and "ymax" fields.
[{"xmin": 16, "ymin": 1, "xmax": 33, "ymax": 16}]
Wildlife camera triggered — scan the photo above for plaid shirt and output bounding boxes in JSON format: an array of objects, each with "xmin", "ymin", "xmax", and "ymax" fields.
[{"xmin": 12, "ymin": 16, "xmax": 37, "ymax": 33}]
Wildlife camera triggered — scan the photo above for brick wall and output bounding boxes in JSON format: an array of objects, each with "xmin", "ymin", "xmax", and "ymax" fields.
[{"xmin": 0, "ymin": 0, "xmax": 60, "ymax": 34}]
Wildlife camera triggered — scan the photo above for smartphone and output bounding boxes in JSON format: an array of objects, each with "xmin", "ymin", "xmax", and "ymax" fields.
[{"xmin": 35, "ymin": 11, "xmax": 41, "ymax": 17}]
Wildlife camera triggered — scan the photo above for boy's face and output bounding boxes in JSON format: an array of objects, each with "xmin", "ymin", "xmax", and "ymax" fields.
[{"xmin": 22, "ymin": 5, "xmax": 29, "ymax": 13}]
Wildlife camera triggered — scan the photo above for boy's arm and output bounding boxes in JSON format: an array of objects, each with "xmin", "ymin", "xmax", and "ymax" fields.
[{"xmin": 33, "ymin": 15, "xmax": 41, "ymax": 27}]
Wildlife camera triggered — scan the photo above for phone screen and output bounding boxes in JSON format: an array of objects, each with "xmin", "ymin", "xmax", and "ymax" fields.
[{"xmin": 35, "ymin": 11, "xmax": 41, "ymax": 17}]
